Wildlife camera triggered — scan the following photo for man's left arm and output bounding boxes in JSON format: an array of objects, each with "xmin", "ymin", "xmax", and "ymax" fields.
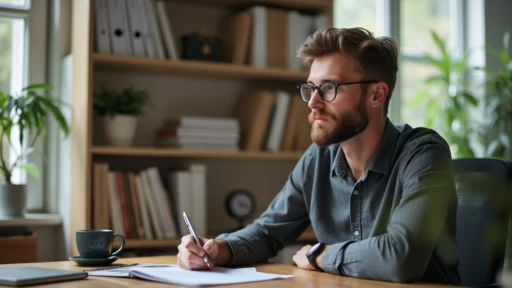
[{"xmin": 316, "ymin": 142, "xmax": 455, "ymax": 282}]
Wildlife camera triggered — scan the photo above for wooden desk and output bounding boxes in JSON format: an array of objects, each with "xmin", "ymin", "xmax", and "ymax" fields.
[{"xmin": 0, "ymin": 256, "xmax": 458, "ymax": 287}]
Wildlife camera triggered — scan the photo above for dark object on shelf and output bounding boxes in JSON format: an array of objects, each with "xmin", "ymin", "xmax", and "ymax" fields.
[
  {"xmin": 181, "ymin": 31, "xmax": 223, "ymax": 62},
  {"xmin": 225, "ymin": 189, "xmax": 256, "ymax": 230}
]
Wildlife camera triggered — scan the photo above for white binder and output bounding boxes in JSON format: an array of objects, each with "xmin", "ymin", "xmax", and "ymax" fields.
[
  {"xmin": 126, "ymin": 0, "xmax": 146, "ymax": 57},
  {"xmin": 248, "ymin": 6, "xmax": 268, "ymax": 68},
  {"xmin": 155, "ymin": 0, "xmax": 179, "ymax": 59},
  {"xmin": 94, "ymin": 0, "xmax": 111, "ymax": 53},
  {"xmin": 106, "ymin": 0, "xmax": 133, "ymax": 56},
  {"xmin": 266, "ymin": 91, "xmax": 291, "ymax": 152},
  {"xmin": 142, "ymin": 0, "xmax": 165, "ymax": 59}
]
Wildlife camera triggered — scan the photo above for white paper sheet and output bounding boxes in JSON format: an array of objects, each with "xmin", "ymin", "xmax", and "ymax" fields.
[
  {"xmin": 87, "ymin": 264, "xmax": 174, "ymax": 277},
  {"xmin": 130, "ymin": 266, "xmax": 294, "ymax": 286}
]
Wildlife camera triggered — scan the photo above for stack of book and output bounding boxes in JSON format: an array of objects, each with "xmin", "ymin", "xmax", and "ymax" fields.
[
  {"xmin": 92, "ymin": 164, "xmax": 177, "ymax": 239},
  {"xmin": 92, "ymin": 163, "xmax": 208, "ymax": 239},
  {"xmin": 157, "ymin": 116, "xmax": 240, "ymax": 150}
]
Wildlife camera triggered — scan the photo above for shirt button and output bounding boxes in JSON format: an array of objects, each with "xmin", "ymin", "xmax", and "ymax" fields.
[
  {"xmin": 353, "ymin": 190, "xmax": 359, "ymax": 195},
  {"xmin": 353, "ymin": 230, "xmax": 360, "ymax": 236}
]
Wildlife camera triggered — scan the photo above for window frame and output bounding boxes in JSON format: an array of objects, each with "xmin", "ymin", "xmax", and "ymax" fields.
[
  {"xmin": 394, "ymin": 0, "xmax": 465, "ymax": 124},
  {"xmin": 0, "ymin": 0, "xmax": 48, "ymax": 211},
  {"xmin": 349, "ymin": 0, "xmax": 465, "ymax": 124}
]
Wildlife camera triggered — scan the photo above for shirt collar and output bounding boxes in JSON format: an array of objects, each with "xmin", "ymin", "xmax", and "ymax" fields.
[
  {"xmin": 331, "ymin": 118, "xmax": 399, "ymax": 177},
  {"xmin": 332, "ymin": 147, "xmax": 348, "ymax": 177},
  {"xmin": 367, "ymin": 118, "xmax": 399, "ymax": 175}
]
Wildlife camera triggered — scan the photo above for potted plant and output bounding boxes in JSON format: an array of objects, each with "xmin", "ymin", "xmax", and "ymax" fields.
[
  {"xmin": 93, "ymin": 85, "xmax": 149, "ymax": 147},
  {"xmin": 412, "ymin": 30, "xmax": 479, "ymax": 157},
  {"xmin": 0, "ymin": 84, "xmax": 69, "ymax": 217}
]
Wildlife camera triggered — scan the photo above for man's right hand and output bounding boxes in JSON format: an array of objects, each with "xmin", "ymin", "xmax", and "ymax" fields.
[{"xmin": 177, "ymin": 235, "xmax": 232, "ymax": 270}]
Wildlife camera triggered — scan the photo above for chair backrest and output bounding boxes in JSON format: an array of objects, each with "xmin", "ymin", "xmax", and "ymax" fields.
[{"xmin": 453, "ymin": 158, "xmax": 512, "ymax": 287}]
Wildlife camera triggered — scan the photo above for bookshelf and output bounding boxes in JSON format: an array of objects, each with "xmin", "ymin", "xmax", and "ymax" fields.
[
  {"xmin": 93, "ymin": 54, "xmax": 309, "ymax": 82},
  {"xmin": 172, "ymin": 0, "xmax": 331, "ymax": 11},
  {"xmin": 114, "ymin": 228, "xmax": 317, "ymax": 249},
  {"xmin": 92, "ymin": 146, "xmax": 303, "ymax": 160},
  {"xmin": 69, "ymin": 0, "xmax": 333, "ymax": 256}
]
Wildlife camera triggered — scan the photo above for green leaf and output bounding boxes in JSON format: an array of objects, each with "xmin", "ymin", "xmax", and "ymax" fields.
[
  {"xmin": 411, "ymin": 91, "xmax": 429, "ymax": 106},
  {"xmin": 431, "ymin": 31, "xmax": 449, "ymax": 62},
  {"xmin": 22, "ymin": 83, "xmax": 53, "ymax": 91},
  {"xmin": 38, "ymin": 97, "xmax": 70, "ymax": 136},
  {"xmin": 14, "ymin": 163, "xmax": 40, "ymax": 180},
  {"xmin": 500, "ymin": 133, "xmax": 510, "ymax": 149},
  {"xmin": 500, "ymin": 49, "xmax": 510, "ymax": 66},
  {"xmin": 424, "ymin": 55, "xmax": 444, "ymax": 70},
  {"xmin": 461, "ymin": 91, "xmax": 479, "ymax": 106},
  {"xmin": 454, "ymin": 53, "xmax": 470, "ymax": 72},
  {"xmin": 487, "ymin": 45, "xmax": 503, "ymax": 60},
  {"xmin": 488, "ymin": 139, "xmax": 505, "ymax": 158},
  {"xmin": 93, "ymin": 85, "xmax": 149, "ymax": 116},
  {"xmin": 424, "ymin": 75, "xmax": 447, "ymax": 85}
]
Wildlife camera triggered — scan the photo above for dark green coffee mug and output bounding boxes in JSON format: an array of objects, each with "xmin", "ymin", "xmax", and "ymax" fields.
[{"xmin": 76, "ymin": 230, "xmax": 125, "ymax": 259}]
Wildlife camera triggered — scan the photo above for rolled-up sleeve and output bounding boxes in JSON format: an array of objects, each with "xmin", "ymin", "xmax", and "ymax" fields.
[
  {"xmin": 216, "ymin": 146, "xmax": 314, "ymax": 266},
  {"xmin": 321, "ymin": 141, "xmax": 455, "ymax": 283}
]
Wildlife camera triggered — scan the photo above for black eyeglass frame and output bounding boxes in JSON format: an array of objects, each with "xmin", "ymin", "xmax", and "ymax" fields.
[{"xmin": 296, "ymin": 80, "xmax": 379, "ymax": 102}]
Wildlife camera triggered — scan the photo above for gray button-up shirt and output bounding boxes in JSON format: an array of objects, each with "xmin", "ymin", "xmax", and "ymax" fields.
[{"xmin": 217, "ymin": 119, "xmax": 460, "ymax": 284}]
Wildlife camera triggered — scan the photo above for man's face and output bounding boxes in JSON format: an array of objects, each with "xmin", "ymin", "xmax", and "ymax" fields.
[{"xmin": 306, "ymin": 53, "xmax": 371, "ymax": 146}]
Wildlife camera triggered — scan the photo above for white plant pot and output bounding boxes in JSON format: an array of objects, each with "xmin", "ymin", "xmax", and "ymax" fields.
[
  {"xmin": 0, "ymin": 184, "xmax": 27, "ymax": 217},
  {"xmin": 104, "ymin": 115, "xmax": 138, "ymax": 147}
]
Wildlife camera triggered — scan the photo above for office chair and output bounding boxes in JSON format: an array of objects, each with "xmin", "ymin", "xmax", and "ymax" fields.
[{"xmin": 453, "ymin": 158, "xmax": 512, "ymax": 287}]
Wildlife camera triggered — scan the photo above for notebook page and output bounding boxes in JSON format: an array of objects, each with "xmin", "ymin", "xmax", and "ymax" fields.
[
  {"xmin": 87, "ymin": 264, "xmax": 173, "ymax": 277},
  {"xmin": 130, "ymin": 266, "xmax": 294, "ymax": 286}
]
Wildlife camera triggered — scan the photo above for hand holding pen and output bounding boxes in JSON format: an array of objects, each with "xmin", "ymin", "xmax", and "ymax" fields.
[
  {"xmin": 177, "ymin": 212, "xmax": 233, "ymax": 270},
  {"xmin": 182, "ymin": 212, "xmax": 212, "ymax": 268}
]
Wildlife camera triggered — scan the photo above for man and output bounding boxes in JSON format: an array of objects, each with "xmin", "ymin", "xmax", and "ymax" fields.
[{"xmin": 177, "ymin": 27, "xmax": 460, "ymax": 284}]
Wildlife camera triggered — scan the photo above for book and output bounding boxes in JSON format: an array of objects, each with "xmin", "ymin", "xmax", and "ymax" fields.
[
  {"xmin": 86, "ymin": 263, "xmax": 293, "ymax": 286},
  {"xmin": 0, "ymin": 267, "xmax": 87, "ymax": 286},
  {"xmin": 236, "ymin": 90, "xmax": 275, "ymax": 150},
  {"xmin": 93, "ymin": 163, "xmax": 110, "ymax": 229},
  {"xmin": 281, "ymin": 93, "xmax": 303, "ymax": 151},
  {"xmin": 266, "ymin": 91, "xmax": 291, "ymax": 152},
  {"xmin": 221, "ymin": 11, "xmax": 252, "ymax": 64}
]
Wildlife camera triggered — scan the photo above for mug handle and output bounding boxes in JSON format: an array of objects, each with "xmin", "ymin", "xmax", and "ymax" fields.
[{"xmin": 111, "ymin": 234, "xmax": 126, "ymax": 256}]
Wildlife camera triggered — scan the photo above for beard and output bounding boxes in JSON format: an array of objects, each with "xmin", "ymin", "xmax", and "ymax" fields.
[{"xmin": 309, "ymin": 93, "xmax": 369, "ymax": 146}]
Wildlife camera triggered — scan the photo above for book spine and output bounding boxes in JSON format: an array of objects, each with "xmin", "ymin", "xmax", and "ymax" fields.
[{"xmin": 116, "ymin": 172, "xmax": 131, "ymax": 239}]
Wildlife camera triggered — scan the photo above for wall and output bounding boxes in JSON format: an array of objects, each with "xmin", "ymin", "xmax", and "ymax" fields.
[{"xmin": 484, "ymin": 0, "xmax": 512, "ymax": 71}]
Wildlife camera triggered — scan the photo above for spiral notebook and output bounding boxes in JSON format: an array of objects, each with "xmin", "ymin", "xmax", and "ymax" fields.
[{"xmin": 85, "ymin": 263, "xmax": 293, "ymax": 286}]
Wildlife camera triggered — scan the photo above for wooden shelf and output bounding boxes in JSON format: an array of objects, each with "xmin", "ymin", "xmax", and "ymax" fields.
[
  {"xmin": 92, "ymin": 146, "xmax": 303, "ymax": 160},
  {"xmin": 116, "ymin": 229, "xmax": 317, "ymax": 249},
  {"xmin": 93, "ymin": 53, "xmax": 309, "ymax": 83},
  {"xmin": 120, "ymin": 238, "xmax": 181, "ymax": 249},
  {"xmin": 174, "ymin": 0, "xmax": 331, "ymax": 12}
]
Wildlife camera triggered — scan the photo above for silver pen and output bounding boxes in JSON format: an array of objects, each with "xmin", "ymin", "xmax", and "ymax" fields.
[{"xmin": 183, "ymin": 212, "xmax": 212, "ymax": 268}]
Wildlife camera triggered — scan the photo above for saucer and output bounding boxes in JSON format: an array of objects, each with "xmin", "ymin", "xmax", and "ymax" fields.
[{"xmin": 69, "ymin": 255, "xmax": 119, "ymax": 267}]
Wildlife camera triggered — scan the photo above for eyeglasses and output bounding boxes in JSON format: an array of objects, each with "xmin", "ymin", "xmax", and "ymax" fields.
[{"xmin": 297, "ymin": 80, "xmax": 378, "ymax": 102}]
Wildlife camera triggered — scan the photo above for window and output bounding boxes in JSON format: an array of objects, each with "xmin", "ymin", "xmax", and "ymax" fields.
[
  {"xmin": 0, "ymin": 0, "xmax": 48, "ymax": 211},
  {"xmin": 399, "ymin": 0, "xmax": 460, "ymax": 128},
  {"xmin": 333, "ymin": 0, "xmax": 464, "ymax": 127},
  {"xmin": 334, "ymin": 0, "xmax": 377, "ymax": 33}
]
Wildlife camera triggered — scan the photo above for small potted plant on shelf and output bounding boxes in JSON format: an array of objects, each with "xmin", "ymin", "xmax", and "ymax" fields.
[
  {"xmin": 0, "ymin": 84, "xmax": 69, "ymax": 217},
  {"xmin": 93, "ymin": 85, "xmax": 149, "ymax": 147}
]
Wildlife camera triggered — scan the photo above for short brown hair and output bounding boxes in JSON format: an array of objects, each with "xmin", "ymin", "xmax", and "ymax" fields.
[{"xmin": 297, "ymin": 27, "xmax": 399, "ymax": 114}]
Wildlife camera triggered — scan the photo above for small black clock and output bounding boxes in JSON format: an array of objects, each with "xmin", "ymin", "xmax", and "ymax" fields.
[{"xmin": 225, "ymin": 189, "xmax": 256, "ymax": 230}]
